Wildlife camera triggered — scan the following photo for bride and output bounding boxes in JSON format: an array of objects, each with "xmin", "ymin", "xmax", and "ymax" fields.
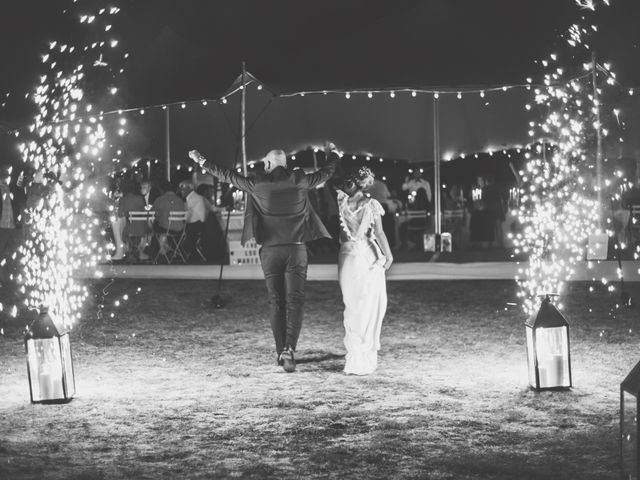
[{"xmin": 337, "ymin": 167, "xmax": 393, "ymax": 375}]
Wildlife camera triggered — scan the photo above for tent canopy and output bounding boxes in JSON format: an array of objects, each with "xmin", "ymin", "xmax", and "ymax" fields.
[
  {"xmin": 166, "ymin": 72, "xmax": 531, "ymax": 166},
  {"xmin": 121, "ymin": 69, "xmax": 640, "ymax": 172}
]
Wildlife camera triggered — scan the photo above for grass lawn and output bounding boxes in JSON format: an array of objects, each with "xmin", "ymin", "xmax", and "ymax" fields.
[{"xmin": 1, "ymin": 278, "xmax": 639, "ymax": 479}]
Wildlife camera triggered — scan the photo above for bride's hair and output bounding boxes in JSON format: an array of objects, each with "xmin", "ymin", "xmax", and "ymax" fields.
[{"xmin": 342, "ymin": 166, "xmax": 375, "ymax": 191}]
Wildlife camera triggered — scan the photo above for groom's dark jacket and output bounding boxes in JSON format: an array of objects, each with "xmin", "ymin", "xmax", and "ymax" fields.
[{"xmin": 203, "ymin": 153, "xmax": 339, "ymax": 246}]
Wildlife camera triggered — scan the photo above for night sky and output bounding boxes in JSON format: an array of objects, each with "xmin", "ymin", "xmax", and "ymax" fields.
[
  {"xmin": 1, "ymin": 1, "xmax": 639, "ymax": 115},
  {"xmin": 1, "ymin": 0, "xmax": 639, "ymax": 166}
]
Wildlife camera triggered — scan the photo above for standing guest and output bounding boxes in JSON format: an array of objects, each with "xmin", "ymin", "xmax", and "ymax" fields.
[
  {"xmin": 108, "ymin": 178, "xmax": 127, "ymax": 261},
  {"xmin": 482, "ymin": 176, "xmax": 506, "ymax": 248},
  {"xmin": 399, "ymin": 171, "xmax": 432, "ymax": 250},
  {"xmin": 0, "ymin": 166, "xmax": 21, "ymax": 260},
  {"xmin": 468, "ymin": 176, "xmax": 489, "ymax": 249},
  {"xmin": 443, "ymin": 184, "xmax": 467, "ymax": 250},
  {"xmin": 366, "ymin": 177, "xmax": 400, "ymax": 249},
  {"xmin": 196, "ymin": 183, "xmax": 227, "ymax": 263},
  {"xmin": 468, "ymin": 176, "xmax": 505, "ymax": 249},
  {"xmin": 443, "ymin": 184, "xmax": 465, "ymax": 211},
  {"xmin": 402, "ymin": 170, "xmax": 432, "ymax": 211},
  {"xmin": 337, "ymin": 167, "xmax": 393, "ymax": 375},
  {"xmin": 152, "ymin": 180, "xmax": 186, "ymax": 258},
  {"xmin": 179, "ymin": 180, "xmax": 206, "ymax": 263},
  {"xmin": 318, "ymin": 177, "xmax": 340, "ymax": 252},
  {"xmin": 189, "ymin": 142, "xmax": 339, "ymax": 372},
  {"xmin": 482, "ymin": 176, "xmax": 507, "ymax": 248}
]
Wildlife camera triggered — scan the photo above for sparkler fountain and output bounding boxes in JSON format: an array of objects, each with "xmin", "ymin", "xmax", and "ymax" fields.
[
  {"xmin": 0, "ymin": 2, "xmax": 129, "ymax": 402},
  {"xmin": 512, "ymin": 0, "xmax": 624, "ymax": 316}
]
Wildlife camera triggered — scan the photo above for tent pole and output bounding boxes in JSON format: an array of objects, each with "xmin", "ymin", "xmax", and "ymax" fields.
[
  {"xmin": 165, "ymin": 106, "xmax": 171, "ymax": 182},
  {"xmin": 591, "ymin": 52, "xmax": 604, "ymax": 228},
  {"xmin": 241, "ymin": 61, "xmax": 248, "ymax": 176},
  {"xmin": 433, "ymin": 95, "xmax": 442, "ymax": 242}
]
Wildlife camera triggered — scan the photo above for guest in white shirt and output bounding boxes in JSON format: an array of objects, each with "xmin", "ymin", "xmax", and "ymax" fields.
[
  {"xmin": 139, "ymin": 180, "xmax": 159, "ymax": 208},
  {"xmin": 179, "ymin": 180, "xmax": 206, "ymax": 262}
]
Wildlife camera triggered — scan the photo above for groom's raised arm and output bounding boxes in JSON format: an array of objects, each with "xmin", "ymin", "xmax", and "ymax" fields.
[{"xmin": 189, "ymin": 150, "xmax": 255, "ymax": 193}]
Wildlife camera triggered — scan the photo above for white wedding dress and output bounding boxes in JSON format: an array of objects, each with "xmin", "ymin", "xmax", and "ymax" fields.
[{"xmin": 337, "ymin": 190, "xmax": 388, "ymax": 375}]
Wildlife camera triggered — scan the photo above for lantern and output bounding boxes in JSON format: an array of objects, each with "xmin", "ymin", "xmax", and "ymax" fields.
[
  {"xmin": 525, "ymin": 295, "xmax": 572, "ymax": 390},
  {"xmin": 621, "ymin": 360, "xmax": 640, "ymax": 480},
  {"xmin": 24, "ymin": 310, "xmax": 76, "ymax": 403}
]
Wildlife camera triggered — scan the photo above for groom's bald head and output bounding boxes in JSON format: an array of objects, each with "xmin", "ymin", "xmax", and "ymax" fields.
[{"xmin": 263, "ymin": 149, "xmax": 287, "ymax": 173}]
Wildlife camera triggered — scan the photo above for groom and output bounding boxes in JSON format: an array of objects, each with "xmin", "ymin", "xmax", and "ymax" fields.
[{"xmin": 189, "ymin": 143, "xmax": 340, "ymax": 372}]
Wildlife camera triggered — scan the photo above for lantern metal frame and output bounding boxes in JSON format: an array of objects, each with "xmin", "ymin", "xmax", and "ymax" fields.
[
  {"xmin": 620, "ymin": 360, "xmax": 640, "ymax": 480},
  {"xmin": 24, "ymin": 309, "xmax": 76, "ymax": 404},
  {"xmin": 525, "ymin": 294, "xmax": 573, "ymax": 391}
]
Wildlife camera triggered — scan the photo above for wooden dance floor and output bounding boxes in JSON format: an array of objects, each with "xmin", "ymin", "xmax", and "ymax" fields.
[{"xmin": 92, "ymin": 260, "xmax": 640, "ymax": 282}]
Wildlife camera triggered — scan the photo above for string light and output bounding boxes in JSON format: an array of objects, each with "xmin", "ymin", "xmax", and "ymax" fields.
[{"xmin": 7, "ymin": 66, "xmax": 638, "ymax": 140}]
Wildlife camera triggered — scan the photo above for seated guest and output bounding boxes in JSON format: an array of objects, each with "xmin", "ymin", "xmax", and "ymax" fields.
[
  {"xmin": 119, "ymin": 180, "xmax": 146, "ymax": 260},
  {"xmin": 179, "ymin": 180, "xmax": 206, "ymax": 263},
  {"xmin": 139, "ymin": 180, "xmax": 159, "ymax": 209},
  {"xmin": 614, "ymin": 177, "xmax": 640, "ymax": 246},
  {"xmin": 196, "ymin": 184, "xmax": 227, "ymax": 263},
  {"xmin": 152, "ymin": 180, "xmax": 185, "ymax": 257},
  {"xmin": 136, "ymin": 180, "xmax": 158, "ymax": 259}
]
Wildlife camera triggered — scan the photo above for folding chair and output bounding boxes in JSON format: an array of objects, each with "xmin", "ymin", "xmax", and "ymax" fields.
[
  {"xmin": 406, "ymin": 210, "xmax": 429, "ymax": 238},
  {"xmin": 154, "ymin": 211, "xmax": 188, "ymax": 264},
  {"xmin": 127, "ymin": 210, "xmax": 155, "ymax": 262},
  {"xmin": 194, "ymin": 236, "xmax": 207, "ymax": 262}
]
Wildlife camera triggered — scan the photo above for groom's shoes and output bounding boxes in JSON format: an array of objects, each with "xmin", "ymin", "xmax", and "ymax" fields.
[{"xmin": 279, "ymin": 348, "xmax": 296, "ymax": 373}]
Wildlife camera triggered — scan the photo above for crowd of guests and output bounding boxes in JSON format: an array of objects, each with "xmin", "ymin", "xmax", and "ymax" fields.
[
  {"xmin": 1, "ymin": 162, "xmax": 639, "ymax": 266},
  {"xmin": 307, "ymin": 170, "xmax": 511, "ymax": 253},
  {"xmin": 109, "ymin": 173, "xmax": 227, "ymax": 264},
  {"xmin": 107, "ymin": 166, "xmax": 640, "ymax": 262}
]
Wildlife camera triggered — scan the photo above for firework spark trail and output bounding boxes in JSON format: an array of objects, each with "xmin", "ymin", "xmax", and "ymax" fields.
[
  {"xmin": 512, "ymin": 0, "xmax": 623, "ymax": 315},
  {"xmin": 1, "ymin": 2, "xmax": 126, "ymax": 329}
]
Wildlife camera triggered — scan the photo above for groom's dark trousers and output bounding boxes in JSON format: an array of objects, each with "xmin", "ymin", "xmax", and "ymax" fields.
[
  {"xmin": 202, "ymin": 153, "xmax": 338, "ymax": 355},
  {"xmin": 260, "ymin": 243, "xmax": 307, "ymax": 352}
]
